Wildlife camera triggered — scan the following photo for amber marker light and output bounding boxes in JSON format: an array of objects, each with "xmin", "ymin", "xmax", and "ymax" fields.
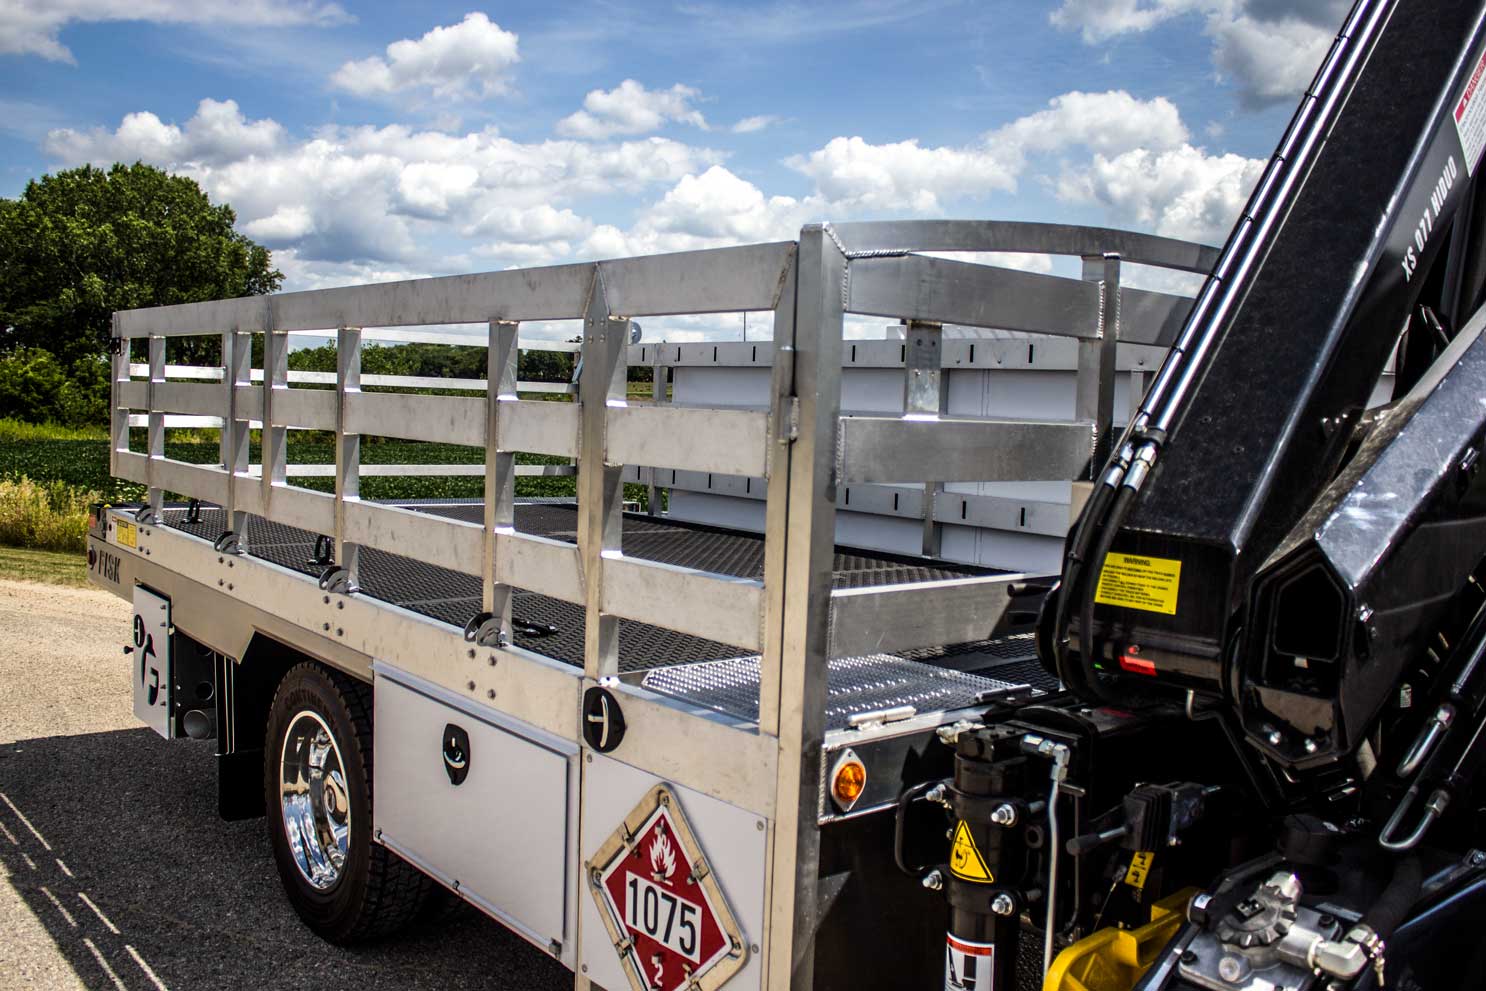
[{"xmin": 829, "ymin": 749, "xmax": 867, "ymax": 811}]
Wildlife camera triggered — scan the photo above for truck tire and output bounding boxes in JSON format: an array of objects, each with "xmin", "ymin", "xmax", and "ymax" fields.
[{"xmin": 264, "ymin": 661, "xmax": 432, "ymax": 943}]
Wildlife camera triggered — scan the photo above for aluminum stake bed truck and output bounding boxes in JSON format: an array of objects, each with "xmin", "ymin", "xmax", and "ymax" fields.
[{"xmin": 86, "ymin": 2, "xmax": 1486, "ymax": 989}]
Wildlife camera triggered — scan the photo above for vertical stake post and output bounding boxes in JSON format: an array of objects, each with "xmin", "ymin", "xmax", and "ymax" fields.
[
  {"xmin": 902, "ymin": 319, "xmax": 946, "ymax": 556},
  {"xmin": 647, "ymin": 343, "xmax": 667, "ymax": 516},
  {"xmin": 1072, "ymin": 253, "xmax": 1121, "ymax": 520},
  {"xmin": 145, "ymin": 335, "xmax": 166, "ymax": 520},
  {"xmin": 110, "ymin": 315, "xmax": 128, "ymax": 479},
  {"xmin": 578, "ymin": 269, "xmax": 629, "ymax": 680},
  {"xmin": 484, "ymin": 320, "xmax": 519, "ymax": 635},
  {"xmin": 261, "ymin": 317, "xmax": 288, "ymax": 518},
  {"xmin": 227, "ymin": 330, "xmax": 252, "ymax": 548},
  {"xmin": 334, "ymin": 326, "xmax": 362, "ymax": 584},
  {"xmin": 764, "ymin": 227, "xmax": 845, "ymax": 990}
]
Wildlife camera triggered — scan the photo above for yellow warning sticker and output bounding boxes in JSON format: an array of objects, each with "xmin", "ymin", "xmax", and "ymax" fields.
[
  {"xmin": 949, "ymin": 821, "xmax": 994, "ymax": 883},
  {"xmin": 1094, "ymin": 553, "xmax": 1181, "ymax": 615},
  {"xmin": 1124, "ymin": 851, "xmax": 1155, "ymax": 890},
  {"xmin": 116, "ymin": 520, "xmax": 137, "ymax": 549}
]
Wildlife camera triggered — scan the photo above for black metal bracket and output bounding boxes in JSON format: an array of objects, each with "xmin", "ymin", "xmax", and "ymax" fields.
[
  {"xmin": 309, "ymin": 534, "xmax": 334, "ymax": 567},
  {"xmin": 463, "ymin": 611, "xmax": 507, "ymax": 648},
  {"xmin": 183, "ymin": 499, "xmax": 202, "ymax": 524},
  {"xmin": 317, "ymin": 566, "xmax": 355, "ymax": 595},
  {"xmin": 513, "ymin": 616, "xmax": 559, "ymax": 638}
]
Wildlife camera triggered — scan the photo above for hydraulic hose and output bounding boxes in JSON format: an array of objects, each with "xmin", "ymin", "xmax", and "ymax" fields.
[{"xmin": 1363, "ymin": 854, "xmax": 1422, "ymax": 942}]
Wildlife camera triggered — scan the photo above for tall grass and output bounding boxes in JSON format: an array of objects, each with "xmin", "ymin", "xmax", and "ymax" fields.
[
  {"xmin": 0, "ymin": 418, "xmax": 109, "ymax": 442},
  {"xmin": 0, "ymin": 476, "xmax": 99, "ymax": 552}
]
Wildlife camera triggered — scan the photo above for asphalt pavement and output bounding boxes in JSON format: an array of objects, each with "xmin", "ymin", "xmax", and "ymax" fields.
[{"xmin": 0, "ymin": 578, "xmax": 570, "ymax": 991}]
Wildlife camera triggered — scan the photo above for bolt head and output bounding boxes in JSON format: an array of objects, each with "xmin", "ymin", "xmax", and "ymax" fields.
[{"xmin": 990, "ymin": 892, "xmax": 1016, "ymax": 916}]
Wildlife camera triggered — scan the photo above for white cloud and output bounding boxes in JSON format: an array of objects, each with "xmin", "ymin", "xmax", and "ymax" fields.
[
  {"xmin": 0, "ymin": 0, "xmax": 349, "ymax": 63},
  {"xmin": 44, "ymin": 98, "xmax": 283, "ymax": 165},
  {"xmin": 1055, "ymin": 144, "xmax": 1264, "ymax": 243},
  {"xmin": 732, "ymin": 114, "xmax": 782, "ymax": 134},
  {"xmin": 786, "ymin": 90, "xmax": 1187, "ymax": 213},
  {"xmin": 998, "ymin": 90, "xmax": 1187, "ymax": 157},
  {"xmin": 557, "ymin": 80, "xmax": 708, "ymax": 140},
  {"xmin": 1049, "ymin": 0, "xmax": 1346, "ymax": 107},
  {"xmin": 45, "ymin": 100, "xmax": 722, "ymax": 277},
  {"xmin": 789, "ymin": 136, "xmax": 1015, "ymax": 213},
  {"xmin": 1049, "ymin": 0, "xmax": 1200, "ymax": 43},
  {"xmin": 582, "ymin": 165, "xmax": 812, "ymax": 257},
  {"xmin": 330, "ymin": 12, "xmax": 519, "ymax": 100},
  {"xmin": 1209, "ymin": 10, "xmax": 1337, "ymax": 107}
]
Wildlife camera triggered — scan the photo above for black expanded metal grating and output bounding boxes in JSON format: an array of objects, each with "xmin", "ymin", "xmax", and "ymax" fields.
[
  {"xmin": 641, "ymin": 653, "xmax": 1033, "ymax": 731},
  {"xmin": 155, "ymin": 499, "xmax": 1027, "ymax": 679},
  {"xmin": 414, "ymin": 501, "xmax": 990, "ymax": 587}
]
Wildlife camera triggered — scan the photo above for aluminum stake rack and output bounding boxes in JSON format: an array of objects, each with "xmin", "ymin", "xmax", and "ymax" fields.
[{"xmin": 89, "ymin": 219, "xmax": 1217, "ymax": 991}]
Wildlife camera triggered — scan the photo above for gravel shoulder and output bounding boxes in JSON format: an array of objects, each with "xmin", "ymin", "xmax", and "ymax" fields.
[{"xmin": 0, "ymin": 577, "xmax": 569, "ymax": 991}]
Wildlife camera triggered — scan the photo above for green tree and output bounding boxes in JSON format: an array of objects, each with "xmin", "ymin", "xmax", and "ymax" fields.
[{"xmin": 0, "ymin": 162, "xmax": 282, "ymax": 423}]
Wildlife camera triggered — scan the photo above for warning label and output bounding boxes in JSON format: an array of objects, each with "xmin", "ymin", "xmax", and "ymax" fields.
[
  {"xmin": 1124, "ymin": 851, "xmax": 1155, "ymax": 890},
  {"xmin": 1094, "ymin": 553, "xmax": 1182, "ymax": 616},
  {"xmin": 948, "ymin": 821, "xmax": 993, "ymax": 883},
  {"xmin": 1456, "ymin": 46, "xmax": 1486, "ymax": 175},
  {"xmin": 945, "ymin": 935, "xmax": 994, "ymax": 991}
]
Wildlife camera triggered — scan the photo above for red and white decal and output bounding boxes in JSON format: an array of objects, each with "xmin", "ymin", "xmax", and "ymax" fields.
[
  {"xmin": 597, "ymin": 803, "xmax": 732, "ymax": 991},
  {"xmin": 1455, "ymin": 46, "xmax": 1486, "ymax": 175},
  {"xmin": 945, "ymin": 935, "xmax": 995, "ymax": 991}
]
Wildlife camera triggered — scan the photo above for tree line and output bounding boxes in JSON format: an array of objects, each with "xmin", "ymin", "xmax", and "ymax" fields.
[{"xmin": 0, "ymin": 162, "xmax": 648, "ymax": 428}]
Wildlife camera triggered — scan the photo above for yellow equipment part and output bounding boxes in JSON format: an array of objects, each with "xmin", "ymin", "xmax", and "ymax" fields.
[{"xmin": 1042, "ymin": 888, "xmax": 1197, "ymax": 991}]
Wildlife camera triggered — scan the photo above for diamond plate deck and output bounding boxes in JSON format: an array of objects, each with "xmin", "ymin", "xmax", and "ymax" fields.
[{"xmin": 640, "ymin": 653, "xmax": 1035, "ymax": 731}]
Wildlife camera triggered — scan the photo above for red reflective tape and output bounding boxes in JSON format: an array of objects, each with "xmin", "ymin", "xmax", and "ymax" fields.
[
  {"xmin": 1119, "ymin": 654, "xmax": 1156, "ymax": 676},
  {"xmin": 946, "ymin": 935, "xmax": 995, "ymax": 957}
]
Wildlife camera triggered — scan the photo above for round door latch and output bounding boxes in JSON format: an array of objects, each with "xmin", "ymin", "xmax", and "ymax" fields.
[
  {"xmin": 582, "ymin": 686, "xmax": 626, "ymax": 753},
  {"xmin": 442, "ymin": 723, "xmax": 471, "ymax": 785}
]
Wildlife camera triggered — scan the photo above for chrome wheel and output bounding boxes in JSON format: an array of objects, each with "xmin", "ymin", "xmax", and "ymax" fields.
[{"xmin": 279, "ymin": 709, "xmax": 352, "ymax": 891}]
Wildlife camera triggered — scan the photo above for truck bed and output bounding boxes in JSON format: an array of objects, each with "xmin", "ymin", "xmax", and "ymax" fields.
[{"xmin": 156, "ymin": 498, "xmax": 1053, "ymax": 726}]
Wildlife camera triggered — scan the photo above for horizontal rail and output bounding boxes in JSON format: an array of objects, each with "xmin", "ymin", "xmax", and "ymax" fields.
[
  {"xmin": 114, "ymin": 449, "xmax": 147, "ymax": 483},
  {"xmin": 837, "ymin": 416, "xmax": 1094, "ymax": 483},
  {"xmin": 238, "ymin": 483, "xmax": 335, "ymax": 535},
  {"xmin": 244, "ymin": 463, "xmax": 574, "ymax": 478},
  {"xmin": 847, "ymin": 254, "xmax": 1102, "ymax": 338},
  {"xmin": 497, "ymin": 399, "xmax": 580, "ymax": 459},
  {"xmin": 626, "ymin": 467, "xmax": 1075, "ymax": 536},
  {"xmin": 262, "ymin": 387, "xmax": 337, "ymax": 431},
  {"xmin": 827, "ymin": 220, "xmax": 1220, "ymax": 273},
  {"xmin": 150, "ymin": 382, "xmax": 221, "ymax": 417},
  {"xmin": 606, "ymin": 406, "xmax": 771, "ymax": 477},
  {"xmin": 494, "ymin": 531, "xmax": 583, "ymax": 603},
  {"xmin": 116, "ymin": 242, "xmax": 797, "ymax": 336},
  {"xmin": 343, "ymin": 501, "xmax": 483, "ymax": 577},
  {"xmin": 150, "ymin": 459, "xmax": 230, "ymax": 505},
  {"xmin": 827, "ymin": 573, "xmax": 1028, "ymax": 657},
  {"xmin": 344, "ymin": 393, "xmax": 486, "ymax": 447},
  {"xmin": 131, "ymin": 363, "xmax": 575, "ymax": 393},
  {"xmin": 601, "ymin": 555, "xmax": 764, "ymax": 652}
]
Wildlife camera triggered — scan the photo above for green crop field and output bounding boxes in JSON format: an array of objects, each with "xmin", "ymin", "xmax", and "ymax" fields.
[{"xmin": 0, "ymin": 418, "xmax": 655, "ymax": 509}]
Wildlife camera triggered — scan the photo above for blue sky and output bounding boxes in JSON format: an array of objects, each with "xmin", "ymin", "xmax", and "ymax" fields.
[{"xmin": 1, "ymin": 0, "xmax": 1349, "ymax": 333}]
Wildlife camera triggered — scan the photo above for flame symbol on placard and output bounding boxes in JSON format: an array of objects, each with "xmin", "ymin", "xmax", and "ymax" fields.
[{"xmin": 650, "ymin": 828, "xmax": 676, "ymax": 881}]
